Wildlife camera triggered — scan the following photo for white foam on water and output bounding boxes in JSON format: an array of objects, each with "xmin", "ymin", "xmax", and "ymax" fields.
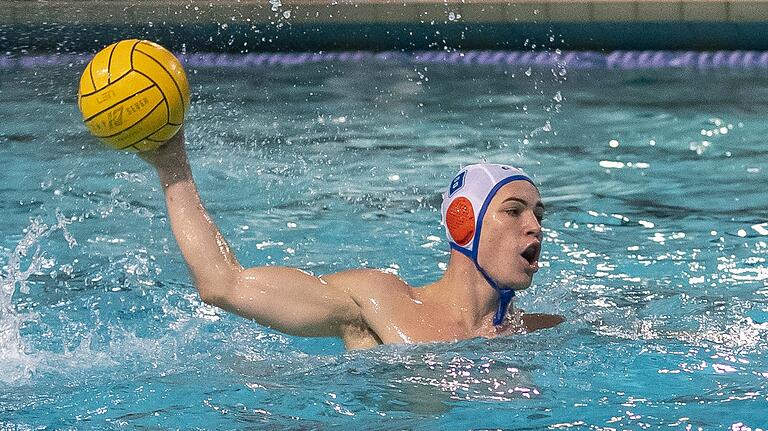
[
  {"xmin": 0, "ymin": 213, "xmax": 76, "ymax": 384},
  {"xmin": 0, "ymin": 215, "xmax": 249, "ymax": 388},
  {"xmin": 1, "ymin": 218, "xmax": 51, "ymax": 382}
]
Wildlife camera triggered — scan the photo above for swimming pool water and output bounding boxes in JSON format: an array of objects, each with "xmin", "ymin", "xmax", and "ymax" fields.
[{"xmin": 1, "ymin": 56, "xmax": 767, "ymax": 429}]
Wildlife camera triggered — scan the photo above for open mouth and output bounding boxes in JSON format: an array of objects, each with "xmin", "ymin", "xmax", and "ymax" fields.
[{"xmin": 521, "ymin": 242, "xmax": 541, "ymax": 267}]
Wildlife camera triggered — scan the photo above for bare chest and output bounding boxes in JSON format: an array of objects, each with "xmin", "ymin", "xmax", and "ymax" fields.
[{"xmin": 345, "ymin": 303, "xmax": 528, "ymax": 348}]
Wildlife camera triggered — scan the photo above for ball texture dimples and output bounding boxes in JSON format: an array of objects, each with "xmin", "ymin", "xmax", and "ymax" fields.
[{"xmin": 78, "ymin": 39, "xmax": 190, "ymax": 152}]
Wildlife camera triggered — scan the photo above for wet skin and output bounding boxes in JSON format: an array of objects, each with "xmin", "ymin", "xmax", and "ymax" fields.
[
  {"xmin": 144, "ymin": 130, "xmax": 563, "ymax": 350},
  {"xmin": 322, "ymin": 181, "xmax": 560, "ymax": 349}
]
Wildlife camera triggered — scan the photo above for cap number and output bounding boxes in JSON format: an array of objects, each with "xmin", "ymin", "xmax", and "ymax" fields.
[{"xmin": 449, "ymin": 171, "xmax": 466, "ymax": 196}]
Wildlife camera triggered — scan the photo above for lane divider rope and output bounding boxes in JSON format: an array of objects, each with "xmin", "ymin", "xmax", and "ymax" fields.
[{"xmin": 4, "ymin": 51, "xmax": 768, "ymax": 69}]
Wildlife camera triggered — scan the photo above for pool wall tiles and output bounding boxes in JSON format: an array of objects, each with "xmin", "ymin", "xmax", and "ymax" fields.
[{"xmin": 5, "ymin": 0, "xmax": 768, "ymax": 24}]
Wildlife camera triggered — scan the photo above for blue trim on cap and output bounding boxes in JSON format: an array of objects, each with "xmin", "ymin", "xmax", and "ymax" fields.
[
  {"xmin": 470, "ymin": 174, "xmax": 535, "ymax": 258},
  {"xmin": 449, "ymin": 242, "xmax": 474, "ymax": 260},
  {"xmin": 471, "ymin": 174, "xmax": 534, "ymax": 326}
]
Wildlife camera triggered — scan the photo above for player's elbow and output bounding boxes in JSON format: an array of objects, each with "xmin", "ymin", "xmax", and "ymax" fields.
[
  {"xmin": 195, "ymin": 273, "xmax": 239, "ymax": 308},
  {"xmin": 197, "ymin": 283, "xmax": 224, "ymax": 306}
]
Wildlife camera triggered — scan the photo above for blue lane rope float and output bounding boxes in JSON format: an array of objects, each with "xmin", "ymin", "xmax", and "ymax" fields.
[{"xmin": 6, "ymin": 50, "xmax": 768, "ymax": 69}]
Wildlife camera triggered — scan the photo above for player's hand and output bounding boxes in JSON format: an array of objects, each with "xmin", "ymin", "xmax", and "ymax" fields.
[{"xmin": 138, "ymin": 128, "xmax": 187, "ymax": 168}]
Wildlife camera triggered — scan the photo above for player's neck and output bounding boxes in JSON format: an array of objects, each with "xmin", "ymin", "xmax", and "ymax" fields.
[{"xmin": 425, "ymin": 250, "xmax": 499, "ymax": 333}]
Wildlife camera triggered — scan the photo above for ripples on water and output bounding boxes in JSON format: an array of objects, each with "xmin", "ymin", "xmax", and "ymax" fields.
[{"xmin": 1, "ymin": 61, "xmax": 767, "ymax": 429}]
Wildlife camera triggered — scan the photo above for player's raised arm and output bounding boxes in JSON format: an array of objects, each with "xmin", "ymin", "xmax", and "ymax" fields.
[
  {"xmin": 73, "ymin": 38, "xmax": 366, "ymax": 340},
  {"xmin": 139, "ymin": 130, "xmax": 242, "ymax": 299},
  {"xmin": 141, "ymin": 130, "xmax": 364, "ymax": 338}
]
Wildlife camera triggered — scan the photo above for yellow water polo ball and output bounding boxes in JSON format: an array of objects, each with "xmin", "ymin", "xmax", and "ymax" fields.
[{"xmin": 77, "ymin": 39, "xmax": 190, "ymax": 152}]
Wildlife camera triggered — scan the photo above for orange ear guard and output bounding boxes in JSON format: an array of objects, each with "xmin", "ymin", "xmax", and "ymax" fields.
[{"xmin": 445, "ymin": 196, "xmax": 475, "ymax": 246}]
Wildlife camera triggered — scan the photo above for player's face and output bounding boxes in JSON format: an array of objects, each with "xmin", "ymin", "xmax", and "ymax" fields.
[{"xmin": 476, "ymin": 181, "xmax": 543, "ymax": 290}]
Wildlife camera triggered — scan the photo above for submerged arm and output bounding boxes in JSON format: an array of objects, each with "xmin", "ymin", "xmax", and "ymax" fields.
[
  {"xmin": 142, "ymin": 130, "xmax": 363, "ymax": 337},
  {"xmin": 522, "ymin": 313, "xmax": 565, "ymax": 332}
]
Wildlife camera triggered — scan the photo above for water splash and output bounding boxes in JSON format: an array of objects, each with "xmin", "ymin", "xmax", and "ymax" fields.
[{"xmin": 0, "ymin": 213, "xmax": 75, "ymax": 383}]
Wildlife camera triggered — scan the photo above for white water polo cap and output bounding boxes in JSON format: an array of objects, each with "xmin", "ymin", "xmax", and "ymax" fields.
[
  {"xmin": 440, "ymin": 163, "xmax": 537, "ymax": 326},
  {"xmin": 441, "ymin": 164, "xmax": 536, "ymax": 256}
]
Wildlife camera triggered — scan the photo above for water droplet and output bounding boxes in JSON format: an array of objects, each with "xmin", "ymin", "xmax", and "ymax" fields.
[{"xmin": 689, "ymin": 141, "xmax": 711, "ymax": 155}]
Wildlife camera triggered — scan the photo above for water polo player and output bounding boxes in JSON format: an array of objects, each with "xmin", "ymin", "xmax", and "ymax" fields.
[{"xmin": 141, "ymin": 130, "xmax": 563, "ymax": 350}]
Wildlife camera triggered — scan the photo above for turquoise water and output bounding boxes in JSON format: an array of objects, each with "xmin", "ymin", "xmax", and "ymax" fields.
[{"xmin": 1, "ymin": 59, "xmax": 767, "ymax": 429}]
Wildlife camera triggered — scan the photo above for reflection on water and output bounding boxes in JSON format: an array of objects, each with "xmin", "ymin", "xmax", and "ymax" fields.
[{"xmin": 1, "ymin": 61, "xmax": 767, "ymax": 428}]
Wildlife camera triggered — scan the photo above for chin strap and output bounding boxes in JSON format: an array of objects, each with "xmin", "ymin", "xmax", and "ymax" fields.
[
  {"xmin": 450, "ymin": 243, "xmax": 516, "ymax": 326},
  {"xmin": 473, "ymin": 260, "xmax": 516, "ymax": 326},
  {"xmin": 495, "ymin": 289, "xmax": 515, "ymax": 326}
]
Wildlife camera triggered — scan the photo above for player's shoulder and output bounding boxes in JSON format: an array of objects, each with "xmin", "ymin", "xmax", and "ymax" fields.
[{"xmin": 321, "ymin": 268, "xmax": 412, "ymax": 296}]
